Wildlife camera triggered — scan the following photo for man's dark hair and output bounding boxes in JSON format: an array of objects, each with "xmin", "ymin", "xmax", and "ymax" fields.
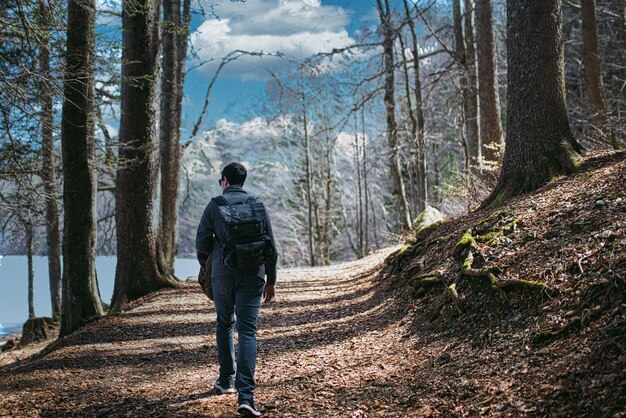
[{"xmin": 222, "ymin": 162, "xmax": 247, "ymax": 186}]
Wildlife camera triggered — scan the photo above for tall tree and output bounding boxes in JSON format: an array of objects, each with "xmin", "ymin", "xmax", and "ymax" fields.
[
  {"xmin": 159, "ymin": 0, "xmax": 191, "ymax": 270},
  {"xmin": 38, "ymin": 0, "xmax": 62, "ymax": 320},
  {"xmin": 483, "ymin": 0, "xmax": 581, "ymax": 206},
  {"xmin": 26, "ymin": 219, "xmax": 35, "ymax": 319},
  {"xmin": 316, "ymin": 113, "xmax": 336, "ymax": 265},
  {"xmin": 475, "ymin": 0, "xmax": 503, "ymax": 164},
  {"xmin": 60, "ymin": 0, "xmax": 104, "ymax": 336},
  {"xmin": 352, "ymin": 108, "xmax": 366, "ymax": 259},
  {"xmin": 301, "ymin": 91, "xmax": 316, "ymax": 266},
  {"xmin": 37, "ymin": 0, "xmax": 61, "ymax": 320},
  {"xmin": 581, "ymin": 0, "xmax": 621, "ymax": 150},
  {"xmin": 402, "ymin": 0, "xmax": 427, "ymax": 213},
  {"xmin": 361, "ymin": 106, "xmax": 370, "ymax": 252},
  {"xmin": 463, "ymin": 0, "xmax": 480, "ymax": 169},
  {"xmin": 453, "ymin": 0, "xmax": 480, "ymax": 173},
  {"xmin": 452, "ymin": 0, "xmax": 469, "ymax": 170},
  {"xmin": 112, "ymin": 0, "xmax": 179, "ymax": 312},
  {"xmin": 377, "ymin": 0, "xmax": 412, "ymax": 230}
]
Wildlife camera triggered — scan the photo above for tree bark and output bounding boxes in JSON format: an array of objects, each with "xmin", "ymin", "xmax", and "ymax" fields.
[
  {"xmin": 112, "ymin": 0, "xmax": 179, "ymax": 312},
  {"xmin": 453, "ymin": 0, "xmax": 469, "ymax": 172},
  {"xmin": 475, "ymin": 0, "xmax": 503, "ymax": 163},
  {"xmin": 397, "ymin": 32, "xmax": 418, "ymax": 214},
  {"xmin": 361, "ymin": 106, "xmax": 369, "ymax": 253},
  {"xmin": 377, "ymin": 0, "xmax": 412, "ymax": 230},
  {"xmin": 483, "ymin": 0, "xmax": 580, "ymax": 207},
  {"xmin": 38, "ymin": 0, "xmax": 61, "ymax": 320},
  {"xmin": 59, "ymin": 0, "xmax": 104, "ymax": 336},
  {"xmin": 301, "ymin": 93, "xmax": 315, "ymax": 267},
  {"xmin": 26, "ymin": 222, "xmax": 35, "ymax": 320},
  {"xmin": 403, "ymin": 0, "xmax": 427, "ymax": 214},
  {"xmin": 463, "ymin": 0, "xmax": 481, "ymax": 170},
  {"xmin": 581, "ymin": 0, "xmax": 621, "ymax": 150},
  {"xmin": 354, "ymin": 110, "xmax": 364, "ymax": 258},
  {"xmin": 454, "ymin": 0, "xmax": 479, "ymax": 174},
  {"xmin": 322, "ymin": 127, "xmax": 334, "ymax": 265},
  {"xmin": 159, "ymin": 0, "xmax": 192, "ymax": 271}
]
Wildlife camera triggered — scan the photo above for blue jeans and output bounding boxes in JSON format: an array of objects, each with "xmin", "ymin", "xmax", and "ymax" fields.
[{"xmin": 212, "ymin": 274, "xmax": 265, "ymax": 402}]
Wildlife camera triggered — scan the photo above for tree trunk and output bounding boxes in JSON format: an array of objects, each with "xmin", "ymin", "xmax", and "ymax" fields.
[
  {"xmin": 59, "ymin": 0, "xmax": 104, "ymax": 336},
  {"xmin": 432, "ymin": 141, "xmax": 441, "ymax": 199},
  {"xmin": 112, "ymin": 0, "xmax": 179, "ymax": 312},
  {"xmin": 454, "ymin": 0, "xmax": 479, "ymax": 174},
  {"xmin": 38, "ymin": 0, "xmax": 61, "ymax": 320},
  {"xmin": 26, "ymin": 222, "xmax": 35, "ymax": 320},
  {"xmin": 398, "ymin": 31, "xmax": 419, "ymax": 215},
  {"xmin": 366, "ymin": 171, "xmax": 381, "ymax": 250},
  {"xmin": 403, "ymin": 0, "xmax": 427, "ymax": 214},
  {"xmin": 377, "ymin": 0, "xmax": 412, "ymax": 230},
  {"xmin": 475, "ymin": 0, "xmax": 503, "ymax": 163},
  {"xmin": 302, "ymin": 93, "xmax": 315, "ymax": 267},
  {"xmin": 581, "ymin": 0, "xmax": 621, "ymax": 150},
  {"xmin": 354, "ymin": 110, "xmax": 364, "ymax": 258},
  {"xmin": 159, "ymin": 0, "xmax": 192, "ymax": 271},
  {"xmin": 463, "ymin": 0, "xmax": 481, "ymax": 171},
  {"xmin": 361, "ymin": 106, "xmax": 369, "ymax": 253},
  {"xmin": 453, "ymin": 0, "xmax": 468, "ymax": 169},
  {"xmin": 322, "ymin": 128, "xmax": 334, "ymax": 265},
  {"xmin": 483, "ymin": 0, "xmax": 580, "ymax": 207}
]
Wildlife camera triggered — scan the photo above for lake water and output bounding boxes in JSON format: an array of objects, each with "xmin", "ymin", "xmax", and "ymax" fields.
[
  {"xmin": 0, "ymin": 323, "xmax": 22, "ymax": 336},
  {"xmin": 0, "ymin": 256, "xmax": 200, "ymax": 333}
]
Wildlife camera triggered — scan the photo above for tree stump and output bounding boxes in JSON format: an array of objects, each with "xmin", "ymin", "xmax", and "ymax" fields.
[{"xmin": 20, "ymin": 317, "xmax": 58, "ymax": 346}]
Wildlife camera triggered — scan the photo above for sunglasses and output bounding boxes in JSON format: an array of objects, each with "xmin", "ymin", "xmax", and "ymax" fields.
[{"xmin": 218, "ymin": 178, "xmax": 223, "ymax": 186}]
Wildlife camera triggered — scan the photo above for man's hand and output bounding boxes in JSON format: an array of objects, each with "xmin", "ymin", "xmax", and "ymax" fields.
[{"xmin": 263, "ymin": 284, "xmax": 275, "ymax": 303}]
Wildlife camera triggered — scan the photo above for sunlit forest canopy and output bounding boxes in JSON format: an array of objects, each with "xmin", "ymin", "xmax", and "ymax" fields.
[{"xmin": 1, "ymin": 0, "xmax": 624, "ymax": 267}]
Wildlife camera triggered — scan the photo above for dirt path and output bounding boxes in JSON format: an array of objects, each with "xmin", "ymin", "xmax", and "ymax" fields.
[
  {"xmin": 3, "ymin": 152, "xmax": 625, "ymax": 418},
  {"xmin": 0, "ymin": 249, "xmax": 430, "ymax": 417}
]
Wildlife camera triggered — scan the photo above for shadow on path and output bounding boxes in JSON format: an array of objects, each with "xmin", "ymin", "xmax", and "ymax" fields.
[{"xmin": 0, "ymin": 253, "xmax": 404, "ymax": 417}]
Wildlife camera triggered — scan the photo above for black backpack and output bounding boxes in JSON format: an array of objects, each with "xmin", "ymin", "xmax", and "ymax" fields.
[{"xmin": 213, "ymin": 195, "xmax": 275, "ymax": 273}]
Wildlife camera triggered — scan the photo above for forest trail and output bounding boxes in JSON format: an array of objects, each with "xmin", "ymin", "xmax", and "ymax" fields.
[
  {"xmin": 2, "ymin": 152, "xmax": 625, "ymax": 417},
  {"xmin": 0, "ymin": 249, "xmax": 436, "ymax": 417}
]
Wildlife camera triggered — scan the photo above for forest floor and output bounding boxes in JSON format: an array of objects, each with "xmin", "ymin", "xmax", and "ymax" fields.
[
  {"xmin": 0, "ymin": 150, "xmax": 625, "ymax": 417},
  {"xmin": 0, "ymin": 250, "xmax": 423, "ymax": 417}
]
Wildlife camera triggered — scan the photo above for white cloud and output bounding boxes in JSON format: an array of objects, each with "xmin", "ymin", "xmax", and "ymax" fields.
[{"xmin": 190, "ymin": 0, "xmax": 355, "ymax": 79}]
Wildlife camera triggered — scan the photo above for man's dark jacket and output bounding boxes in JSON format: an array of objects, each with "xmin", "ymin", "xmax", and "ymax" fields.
[{"xmin": 195, "ymin": 185, "xmax": 277, "ymax": 284}]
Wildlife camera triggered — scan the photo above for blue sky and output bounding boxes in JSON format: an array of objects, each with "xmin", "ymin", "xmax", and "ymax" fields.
[
  {"xmin": 95, "ymin": 0, "xmax": 391, "ymax": 140},
  {"xmin": 180, "ymin": 0, "xmax": 380, "ymax": 133}
]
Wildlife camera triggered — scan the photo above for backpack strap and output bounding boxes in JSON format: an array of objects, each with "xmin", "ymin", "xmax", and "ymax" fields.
[
  {"xmin": 244, "ymin": 195, "xmax": 258, "ymax": 220},
  {"xmin": 213, "ymin": 196, "xmax": 229, "ymax": 206}
]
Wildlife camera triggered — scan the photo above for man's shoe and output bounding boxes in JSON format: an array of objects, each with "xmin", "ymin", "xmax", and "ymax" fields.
[
  {"xmin": 213, "ymin": 380, "xmax": 236, "ymax": 395},
  {"xmin": 237, "ymin": 399, "xmax": 261, "ymax": 417}
]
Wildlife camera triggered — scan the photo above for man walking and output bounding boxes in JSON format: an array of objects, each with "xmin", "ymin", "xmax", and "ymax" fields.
[{"xmin": 196, "ymin": 162, "xmax": 277, "ymax": 416}]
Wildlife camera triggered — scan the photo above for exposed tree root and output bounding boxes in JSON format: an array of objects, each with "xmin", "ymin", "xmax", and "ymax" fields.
[
  {"xmin": 412, "ymin": 274, "xmax": 447, "ymax": 298},
  {"xmin": 532, "ymin": 277, "xmax": 625, "ymax": 345},
  {"xmin": 498, "ymin": 279, "xmax": 559, "ymax": 296},
  {"xmin": 444, "ymin": 284, "xmax": 462, "ymax": 313},
  {"xmin": 532, "ymin": 302, "xmax": 610, "ymax": 345},
  {"xmin": 412, "ymin": 225, "xmax": 559, "ymax": 309},
  {"xmin": 455, "ymin": 229, "xmax": 556, "ymax": 292},
  {"xmin": 473, "ymin": 211, "xmax": 518, "ymax": 246}
]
